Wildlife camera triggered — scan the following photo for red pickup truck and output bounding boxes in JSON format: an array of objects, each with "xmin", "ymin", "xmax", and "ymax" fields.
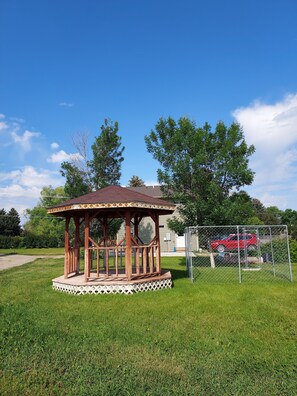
[{"xmin": 211, "ymin": 233, "xmax": 258, "ymax": 253}]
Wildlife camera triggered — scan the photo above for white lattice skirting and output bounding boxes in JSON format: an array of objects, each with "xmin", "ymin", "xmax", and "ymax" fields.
[{"xmin": 52, "ymin": 278, "xmax": 172, "ymax": 295}]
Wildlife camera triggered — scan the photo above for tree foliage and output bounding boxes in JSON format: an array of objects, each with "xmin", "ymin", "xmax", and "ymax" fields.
[
  {"xmin": 252, "ymin": 199, "xmax": 281, "ymax": 225},
  {"xmin": 145, "ymin": 116, "xmax": 255, "ymax": 230},
  {"xmin": 0, "ymin": 209, "xmax": 7, "ymax": 235},
  {"xmin": 23, "ymin": 186, "xmax": 66, "ymax": 247},
  {"xmin": 60, "ymin": 162, "xmax": 90, "ymax": 199},
  {"xmin": 61, "ymin": 119, "xmax": 125, "ymax": 198},
  {"xmin": 128, "ymin": 175, "xmax": 145, "ymax": 187},
  {"xmin": 90, "ymin": 119, "xmax": 125, "ymax": 190},
  {"xmin": 0, "ymin": 208, "xmax": 21, "ymax": 236},
  {"xmin": 279, "ymin": 208, "xmax": 297, "ymax": 239}
]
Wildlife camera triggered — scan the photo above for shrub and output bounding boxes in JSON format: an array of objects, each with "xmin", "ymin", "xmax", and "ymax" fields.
[
  {"xmin": 289, "ymin": 239, "xmax": 297, "ymax": 262},
  {"xmin": 260, "ymin": 238, "xmax": 297, "ymax": 263},
  {"xmin": 0, "ymin": 234, "xmax": 64, "ymax": 249}
]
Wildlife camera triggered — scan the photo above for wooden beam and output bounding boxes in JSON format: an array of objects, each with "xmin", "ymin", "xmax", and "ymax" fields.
[
  {"xmin": 125, "ymin": 210, "xmax": 132, "ymax": 280},
  {"xmin": 155, "ymin": 214, "xmax": 161, "ymax": 273},
  {"xmin": 84, "ymin": 212, "xmax": 90, "ymax": 282},
  {"xmin": 103, "ymin": 217, "xmax": 108, "ymax": 275},
  {"xmin": 74, "ymin": 216, "xmax": 80, "ymax": 274},
  {"xmin": 64, "ymin": 216, "xmax": 70, "ymax": 279}
]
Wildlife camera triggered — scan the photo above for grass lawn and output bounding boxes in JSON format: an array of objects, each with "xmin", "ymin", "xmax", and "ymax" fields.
[
  {"xmin": 0, "ymin": 247, "xmax": 64, "ymax": 255},
  {"xmin": 0, "ymin": 257, "xmax": 296, "ymax": 395}
]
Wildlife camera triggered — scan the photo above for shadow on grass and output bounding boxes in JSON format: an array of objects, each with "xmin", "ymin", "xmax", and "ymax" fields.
[{"xmin": 166, "ymin": 257, "xmax": 189, "ymax": 281}]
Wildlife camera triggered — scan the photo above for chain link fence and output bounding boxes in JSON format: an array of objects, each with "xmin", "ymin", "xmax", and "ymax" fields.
[{"xmin": 185, "ymin": 225, "xmax": 293, "ymax": 283}]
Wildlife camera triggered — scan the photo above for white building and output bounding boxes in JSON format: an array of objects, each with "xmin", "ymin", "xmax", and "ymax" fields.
[{"xmin": 118, "ymin": 186, "xmax": 185, "ymax": 252}]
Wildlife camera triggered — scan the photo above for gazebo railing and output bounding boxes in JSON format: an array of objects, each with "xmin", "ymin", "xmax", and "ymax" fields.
[
  {"xmin": 64, "ymin": 235, "xmax": 161, "ymax": 281},
  {"xmin": 88, "ymin": 241, "xmax": 160, "ymax": 279},
  {"xmin": 65, "ymin": 247, "xmax": 80, "ymax": 276}
]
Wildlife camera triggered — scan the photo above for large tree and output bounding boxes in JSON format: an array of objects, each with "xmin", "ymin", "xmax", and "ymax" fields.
[
  {"xmin": 61, "ymin": 119, "xmax": 125, "ymax": 198},
  {"xmin": 145, "ymin": 117, "xmax": 255, "ymax": 230}
]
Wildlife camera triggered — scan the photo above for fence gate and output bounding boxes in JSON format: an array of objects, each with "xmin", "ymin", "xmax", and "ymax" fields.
[{"xmin": 185, "ymin": 225, "xmax": 293, "ymax": 283}]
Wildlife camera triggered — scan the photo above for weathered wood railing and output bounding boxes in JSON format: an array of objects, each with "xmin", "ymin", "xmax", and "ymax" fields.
[
  {"xmin": 88, "ymin": 242, "xmax": 160, "ymax": 279},
  {"xmin": 64, "ymin": 247, "xmax": 80, "ymax": 277}
]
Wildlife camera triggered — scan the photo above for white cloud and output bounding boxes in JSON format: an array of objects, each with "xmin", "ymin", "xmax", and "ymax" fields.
[
  {"xmin": 59, "ymin": 102, "xmax": 74, "ymax": 108},
  {"xmin": 0, "ymin": 183, "xmax": 41, "ymax": 199},
  {"xmin": 47, "ymin": 150, "xmax": 83, "ymax": 164},
  {"xmin": 233, "ymin": 93, "xmax": 297, "ymax": 210},
  {"xmin": 0, "ymin": 166, "xmax": 64, "ymax": 217},
  {"xmin": 51, "ymin": 142, "xmax": 59, "ymax": 149},
  {"xmin": 0, "ymin": 121, "xmax": 8, "ymax": 131},
  {"xmin": 11, "ymin": 130, "xmax": 40, "ymax": 151},
  {"xmin": 0, "ymin": 166, "xmax": 62, "ymax": 189},
  {"xmin": 144, "ymin": 180, "xmax": 159, "ymax": 186},
  {"xmin": 0, "ymin": 113, "xmax": 66, "ymax": 215},
  {"xmin": 233, "ymin": 94, "xmax": 297, "ymax": 154}
]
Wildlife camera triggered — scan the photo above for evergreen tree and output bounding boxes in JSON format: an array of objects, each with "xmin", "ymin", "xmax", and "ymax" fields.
[
  {"xmin": 6, "ymin": 208, "xmax": 21, "ymax": 236},
  {"xmin": 0, "ymin": 209, "xmax": 7, "ymax": 235},
  {"xmin": 128, "ymin": 175, "xmax": 145, "ymax": 187},
  {"xmin": 60, "ymin": 118, "xmax": 125, "ymax": 197},
  {"xmin": 90, "ymin": 119, "xmax": 125, "ymax": 189}
]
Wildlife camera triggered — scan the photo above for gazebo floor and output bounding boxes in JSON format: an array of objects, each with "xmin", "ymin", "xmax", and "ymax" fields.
[{"xmin": 52, "ymin": 270, "xmax": 172, "ymax": 295}]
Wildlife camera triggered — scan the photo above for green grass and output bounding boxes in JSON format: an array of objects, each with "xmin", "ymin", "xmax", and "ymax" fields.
[
  {"xmin": 0, "ymin": 257, "xmax": 296, "ymax": 395},
  {"xmin": 0, "ymin": 247, "xmax": 64, "ymax": 255}
]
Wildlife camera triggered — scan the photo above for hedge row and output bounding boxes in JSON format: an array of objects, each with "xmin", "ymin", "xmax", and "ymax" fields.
[{"xmin": 0, "ymin": 235, "xmax": 64, "ymax": 249}]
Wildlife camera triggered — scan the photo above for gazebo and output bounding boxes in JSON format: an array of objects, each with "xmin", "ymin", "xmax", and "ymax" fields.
[{"xmin": 48, "ymin": 185, "xmax": 175, "ymax": 295}]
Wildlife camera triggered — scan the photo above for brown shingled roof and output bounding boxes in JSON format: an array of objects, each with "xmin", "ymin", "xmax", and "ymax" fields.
[{"xmin": 48, "ymin": 185, "xmax": 175, "ymax": 215}]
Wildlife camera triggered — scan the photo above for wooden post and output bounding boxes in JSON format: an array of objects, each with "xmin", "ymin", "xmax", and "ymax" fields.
[
  {"xmin": 74, "ymin": 216, "xmax": 80, "ymax": 274},
  {"xmin": 103, "ymin": 217, "xmax": 108, "ymax": 275},
  {"xmin": 149, "ymin": 246, "xmax": 154, "ymax": 273},
  {"xmin": 84, "ymin": 212, "xmax": 90, "ymax": 282},
  {"xmin": 155, "ymin": 214, "xmax": 161, "ymax": 273},
  {"xmin": 125, "ymin": 211, "xmax": 132, "ymax": 280},
  {"xmin": 64, "ymin": 216, "xmax": 70, "ymax": 279},
  {"xmin": 115, "ymin": 247, "xmax": 119, "ymax": 276},
  {"xmin": 134, "ymin": 215, "xmax": 140, "ymax": 275},
  {"xmin": 134, "ymin": 215, "xmax": 139, "ymax": 241},
  {"xmin": 96, "ymin": 249, "xmax": 100, "ymax": 277},
  {"xmin": 143, "ymin": 247, "xmax": 147, "ymax": 274}
]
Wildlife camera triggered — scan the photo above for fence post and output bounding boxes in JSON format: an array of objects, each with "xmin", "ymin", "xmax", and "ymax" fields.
[
  {"xmin": 237, "ymin": 226, "xmax": 242, "ymax": 283},
  {"xmin": 269, "ymin": 227, "xmax": 276, "ymax": 277},
  {"xmin": 185, "ymin": 227, "xmax": 193, "ymax": 282},
  {"xmin": 285, "ymin": 225, "xmax": 293, "ymax": 282}
]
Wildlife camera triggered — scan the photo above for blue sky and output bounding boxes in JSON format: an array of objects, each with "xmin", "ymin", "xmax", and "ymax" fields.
[{"xmin": 1, "ymin": 0, "xmax": 297, "ymax": 216}]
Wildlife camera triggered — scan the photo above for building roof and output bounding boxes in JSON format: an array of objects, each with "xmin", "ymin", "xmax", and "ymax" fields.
[
  {"xmin": 127, "ymin": 185, "xmax": 163, "ymax": 198},
  {"xmin": 47, "ymin": 185, "xmax": 175, "ymax": 216}
]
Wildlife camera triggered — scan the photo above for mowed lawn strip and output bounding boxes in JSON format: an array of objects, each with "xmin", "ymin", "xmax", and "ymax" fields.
[
  {"xmin": 0, "ymin": 257, "xmax": 296, "ymax": 396},
  {"xmin": 0, "ymin": 247, "xmax": 64, "ymax": 255}
]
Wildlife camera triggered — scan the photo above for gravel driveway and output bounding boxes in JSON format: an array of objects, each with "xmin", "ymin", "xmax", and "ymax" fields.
[{"xmin": 0, "ymin": 254, "xmax": 63, "ymax": 271}]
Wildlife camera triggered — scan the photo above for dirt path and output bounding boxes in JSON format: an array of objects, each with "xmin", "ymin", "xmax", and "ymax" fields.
[{"xmin": 0, "ymin": 254, "xmax": 63, "ymax": 271}]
